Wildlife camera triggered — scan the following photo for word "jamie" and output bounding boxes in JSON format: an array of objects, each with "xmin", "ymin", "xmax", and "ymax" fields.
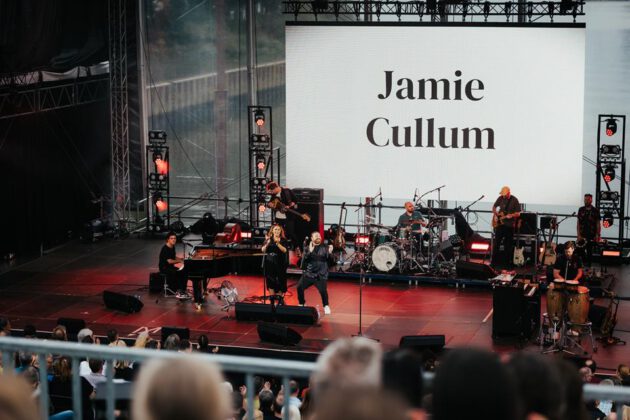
[{"xmin": 377, "ymin": 70, "xmax": 484, "ymax": 101}]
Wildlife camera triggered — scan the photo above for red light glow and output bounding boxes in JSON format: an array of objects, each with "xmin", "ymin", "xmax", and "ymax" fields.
[
  {"xmin": 155, "ymin": 159, "xmax": 169, "ymax": 175},
  {"xmin": 470, "ymin": 242, "xmax": 490, "ymax": 251},
  {"xmin": 602, "ymin": 249, "xmax": 621, "ymax": 257},
  {"xmin": 355, "ymin": 235, "xmax": 370, "ymax": 245},
  {"xmin": 155, "ymin": 199, "xmax": 168, "ymax": 212}
]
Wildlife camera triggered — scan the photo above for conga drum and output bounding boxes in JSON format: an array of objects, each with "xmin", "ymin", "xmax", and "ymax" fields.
[
  {"xmin": 565, "ymin": 280, "xmax": 579, "ymax": 293},
  {"xmin": 546, "ymin": 281, "xmax": 566, "ymax": 321},
  {"xmin": 567, "ymin": 285, "xmax": 590, "ymax": 324}
]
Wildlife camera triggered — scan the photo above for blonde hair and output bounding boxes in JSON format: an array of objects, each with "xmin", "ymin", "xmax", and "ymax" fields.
[
  {"xmin": 0, "ymin": 375, "xmax": 40, "ymax": 420},
  {"xmin": 311, "ymin": 337, "xmax": 382, "ymax": 399},
  {"xmin": 132, "ymin": 357, "xmax": 229, "ymax": 420}
]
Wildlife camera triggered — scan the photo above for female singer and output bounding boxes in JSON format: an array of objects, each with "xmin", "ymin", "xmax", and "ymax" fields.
[{"xmin": 261, "ymin": 224, "xmax": 289, "ymax": 304}]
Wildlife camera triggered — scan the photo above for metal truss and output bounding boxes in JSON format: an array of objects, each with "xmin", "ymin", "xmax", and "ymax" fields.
[
  {"xmin": 283, "ymin": 1, "xmax": 585, "ymax": 22},
  {"xmin": 109, "ymin": 0, "xmax": 131, "ymax": 227},
  {"xmin": 0, "ymin": 76, "xmax": 108, "ymax": 120}
]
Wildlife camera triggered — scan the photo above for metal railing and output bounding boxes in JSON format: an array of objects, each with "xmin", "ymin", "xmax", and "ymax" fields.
[
  {"xmin": 0, "ymin": 337, "xmax": 315, "ymax": 420},
  {"xmin": 1, "ymin": 337, "xmax": 630, "ymax": 419}
]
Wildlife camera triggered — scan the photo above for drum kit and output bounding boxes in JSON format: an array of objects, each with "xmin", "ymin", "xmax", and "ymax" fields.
[
  {"xmin": 541, "ymin": 279, "xmax": 593, "ymax": 354},
  {"xmin": 364, "ymin": 216, "xmax": 454, "ymax": 274}
]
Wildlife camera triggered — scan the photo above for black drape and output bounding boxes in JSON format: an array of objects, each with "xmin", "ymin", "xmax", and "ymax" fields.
[
  {"xmin": 1, "ymin": 99, "xmax": 111, "ymax": 256},
  {"xmin": 0, "ymin": 0, "xmax": 108, "ymax": 74}
]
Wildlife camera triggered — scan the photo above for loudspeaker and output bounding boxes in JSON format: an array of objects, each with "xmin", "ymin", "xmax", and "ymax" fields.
[
  {"xmin": 276, "ymin": 305, "xmax": 319, "ymax": 325},
  {"xmin": 161, "ymin": 326, "xmax": 190, "ymax": 344},
  {"xmin": 518, "ymin": 212, "xmax": 537, "ymax": 235},
  {"xmin": 257, "ymin": 322, "xmax": 302, "ymax": 346},
  {"xmin": 492, "ymin": 285, "xmax": 540, "ymax": 338},
  {"xmin": 235, "ymin": 303, "xmax": 275, "ymax": 322},
  {"xmin": 588, "ymin": 304, "xmax": 608, "ymax": 331},
  {"xmin": 103, "ymin": 290, "xmax": 144, "ymax": 313},
  {"xmin": 455, "ymin": 260, "xmax": 497, "ymax": 280},
  {"xmin": 149, "ymin": 272, "xmax": 165, "ymax": 293},
  {"xmin": 56, "ymin": 318, "xmax": 86, "ymax": 340},
  {"xmin": 399, "ymin": 335, "xmax": 445, "ymax": 353},
  {"xmin": 293, "ymin": 188, "xmax": 324, "ymax": 242},
  {"xmin": 540, "ymin": 216, "xmax": 557, "ymax": 230}
]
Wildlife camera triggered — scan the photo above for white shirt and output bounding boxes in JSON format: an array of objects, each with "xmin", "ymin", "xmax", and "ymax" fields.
[{"xmin": 274, "ymin": 191, "xmax": 286, "ymax": 220}]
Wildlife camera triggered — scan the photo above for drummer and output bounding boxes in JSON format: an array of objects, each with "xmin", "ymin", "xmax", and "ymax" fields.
[
  {"xmin": 553, "ymin": 241, "xmax": 584, "ymax": 283},
  {"xmin": 397, "ymin": 201, "xmax": 427, "ymax": 232}
]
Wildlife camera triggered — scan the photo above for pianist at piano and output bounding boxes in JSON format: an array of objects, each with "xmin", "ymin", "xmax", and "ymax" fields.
[{"xmin": 159, "ymin": 233, "xmax": 193, "ymax": 302}]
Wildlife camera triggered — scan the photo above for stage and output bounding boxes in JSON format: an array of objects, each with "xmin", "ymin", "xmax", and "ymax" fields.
[{"xmin": 1, "ymin": 237, "xmax": 629, "ymax": 369}]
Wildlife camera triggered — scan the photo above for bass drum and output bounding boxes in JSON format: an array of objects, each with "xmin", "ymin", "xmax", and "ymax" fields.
[{"xmin": 371, "ymin": 242, "xmax": 401, "ymax": 272}]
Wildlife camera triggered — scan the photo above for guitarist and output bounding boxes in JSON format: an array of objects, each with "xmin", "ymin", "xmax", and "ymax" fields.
[
  {"xmin": 266, "ymin": 181, "xmax": 299, "ymax": 250},
  {"xmin": 577, "ymin": 193, "xmax": 601, "ymax": 266},
  {"xmin": 491, "ymin": 186, "xmax": 521, "ymax": 269}
]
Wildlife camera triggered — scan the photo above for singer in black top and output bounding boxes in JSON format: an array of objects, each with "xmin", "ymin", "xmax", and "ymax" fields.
[
  {"xmin": 553, "ymin": 241, "xmax": 583, "ymax": 282},
  {"xmin": 261, "ymin": 224, "xmax": 289, "ymax": 302},
  {"xmin": 159, "ymin": 232, "xmax": 188, "ymax": 296},
  {"xmin": 491, "ymin": 186, "xmax": 521, "ymax": 268},
  {"xmin": 297, "ymin": 231, "xmax": 334, "ymax": 315}
]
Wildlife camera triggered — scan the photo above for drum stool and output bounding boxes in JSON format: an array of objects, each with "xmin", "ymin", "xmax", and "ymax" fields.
[
  {"xmin": 538, "ymin": 312, "xmax": 563, "ymax": 351},
  {"xmin": 563, "ymin": 321, "xmax": 597, "ymax": 355}
]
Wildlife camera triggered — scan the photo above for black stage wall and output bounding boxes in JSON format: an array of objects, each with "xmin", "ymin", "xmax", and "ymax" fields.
[{"xmin": 1, "ymin": 100, "xmax": 111, "ymax": 257}]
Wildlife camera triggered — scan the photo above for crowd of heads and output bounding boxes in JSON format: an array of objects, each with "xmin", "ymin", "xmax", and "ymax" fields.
[{"xmin": 0, "ymin": 316, "xmax": 629, "ymax": 420}]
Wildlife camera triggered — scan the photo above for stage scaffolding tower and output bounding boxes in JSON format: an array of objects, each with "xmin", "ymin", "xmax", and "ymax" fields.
[{"xmin": 109, "ymin": 0, "xmax": 131, "ymax": 228}]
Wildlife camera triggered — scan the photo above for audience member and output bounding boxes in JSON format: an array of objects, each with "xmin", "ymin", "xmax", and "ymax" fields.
[
  {"xmin": 555, "ymin": 359, "xmax": 589, "ymax": 420},
  {"xmin": 382, "ymin": 348, "xmax": 425, "ymax": 419},
  {"xmin": 314, "ymin": 387, "xmax": 409, "ymax": 420},
  {"xmin": 0, "ymin": 316, "xmax": 11, "ymax": 335},
  {"xmin": 163, "ymin": 334, "xmax": 180, "ymax": 351},
  {"xmin": 259, "ymin": 389, "xmax": 275, "ymax": 420},
  {"xmin": 23, "ymin": 324, "xmax": 37, "ymax": 338},
  {"xmin": 179, "ymin": 339, "xmax": 193, "ymax": 353},
  {"xmin": 198, "ymin": 334, "xmax": 210, "ymax": 353},
  {"xmin": 77, "ymin": 328, "xmax": 94, "ymax": 343},
  {"xmin": 51, "ymin": 325, "xmax": 68, "ymax": 341},
  {"xmin": 299, "ymin": 388, "xmax": 312, "ymax": 420},
  {"xmin": 310, "ymin": 336, "xmax": 382, "ymax": 401},
  {"xmin": 506, "ymin": 353, "xmax": 563, "ymax": 420},
  {"xmin": 596, "ymin": 378, "xmax": 614, "ymax": 418},
  {"xmin": 613, "ymin": 364, "xmax": 629, "ymax": 386},
  {"xmin": 288, "ymin": 380, "xmax": 301, "ymax": 408},
  {"xmin": 431, "ymin": 348, "xmax": 520, "ymax": 420},
  {"xmin": 132, "ymin": 358, "xmax": 229, "ymax": 420},
  {"xmin": 0, "ymin": 374, "xmax": 40, "ymax": 420},
  {"xmin": 81, "ymin": 359, "xmax": 107, "ymax": 388},
  {"xmin": 106, "ymin": 329, "xmax": 119, "ymax": 345}
]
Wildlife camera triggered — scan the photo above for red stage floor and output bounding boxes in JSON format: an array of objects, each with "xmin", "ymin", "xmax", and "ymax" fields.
[{"xmin": 1, "ymin": 238, "xmax": 629, "ymax": 370}]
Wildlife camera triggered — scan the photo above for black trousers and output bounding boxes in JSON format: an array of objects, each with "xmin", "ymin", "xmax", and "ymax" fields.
[
  {"xmin": 297, "ymin": 274, "xmax": 329, "ymax": 306},
  {"xmin": 161, "ymin": 268, "xmax": 187, "ymax": 293},
  {"xmin": 190, "ymin": 277, "xmax": 204, "ymax": 303},
  {"xmin": 577, "ymin": 238, "xmax": 596, "ymax": 266},
  {"xmin": 492, "ymin": 225, "xmax": 514, "ymax": 267}
]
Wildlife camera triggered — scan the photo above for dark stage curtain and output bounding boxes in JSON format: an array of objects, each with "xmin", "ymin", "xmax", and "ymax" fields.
[
  {"xmin": 0, "ymin": 100, "xmax": 111, "ymax": 257},
  {"xmin": 0, "ymin": 0, "xmax": 108, "ymax": 74}
]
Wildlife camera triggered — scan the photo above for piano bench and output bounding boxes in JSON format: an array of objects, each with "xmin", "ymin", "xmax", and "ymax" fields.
[{"xmin": 149, "ymin": 272, "xmax": 168, "ymax": 293}]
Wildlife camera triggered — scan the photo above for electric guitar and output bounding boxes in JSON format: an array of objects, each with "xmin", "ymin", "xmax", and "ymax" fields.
[
  {"xmin": 492, "ymin": 211, "xmax": 519, "ymax": 229},
  {"xmin": 539, "ymin": 219, "xmax": 558, "ymax": 265},
  {"xmin": 513, "ymin": 220, "xmax": 525, "ymax": 267},
  {"xmin": 267, "ymin": 197, "xmax": 311, "ymax": 222},
  {"xmin": 332, "ymin": 203, "xmax": 346, "ymax": 251}
]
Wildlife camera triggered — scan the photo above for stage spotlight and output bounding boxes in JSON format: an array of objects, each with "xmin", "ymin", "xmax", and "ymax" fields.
[
  {"xmin": 600, "ymin": 144, "xmax": 621, "ymax": 156},
  {"xmin": 254, "ymin": 109, "xmax": 265, "ymax": 127},
  {"xmin": 256, "ymin": 155, "xmax": 266, "ymax": 171},
  {"xmin": 258, "ymin": 203, "xmax": 266, "ymax": 213},
  {"xmin": 600, "ymin": 190, "xmax": 619, "ymax": 202},
  {"xmin": 148, "ymin": 130, "xmax": 167, "ymax": 144},
  {"xmin": 602, "ymin": 212, "xmax": 614, "ymax": 228},
  {"xmin": 603, "ymin": 165, "xmax": 616, "ymax": 183},
  {"xmin": 605, "ymin": 118, "xmax": 617, "ymax": 136},
  {"xmin": 153, "ymin": 193, "xmax": 168, "ymax": 212}
]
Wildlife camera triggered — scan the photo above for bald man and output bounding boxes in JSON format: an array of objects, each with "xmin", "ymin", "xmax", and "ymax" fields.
[
  {"xmin": 491, "ymin": 186, "xmax": 521, "ymax": 268},
  {"xmin": 397, "ymin": 201, "xmax": 426, "ymax": 231}
]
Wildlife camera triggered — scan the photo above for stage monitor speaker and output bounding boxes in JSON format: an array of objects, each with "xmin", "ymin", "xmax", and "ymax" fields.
[
  {"xmin": 257, "ymin": 321, "xmax": 302, "ymax": 346},
  {"xmin": 102, "ymin": 290, "xmax": 144, "ymax": 313},
  {"xmin": 518, "ymin": 212, "xmax": 537, "ymax": 235},
  {"xmin": 149, "ymin": 272, "xmax": 165, "ymax": 293},
  {"xmin": 399, "ymin": 335, "xmax": 445, "ymax": 353},
  {"xmin": 235, "ymin": 303, "xmax": 275, "ymax": 322},
  {"xmin": 455, "ymin": 260, "xmax": 497, "ymax": 280},
  {"xmin": 56, "ymin": 318, "xmax": 86, "ymax": 340},
  {"xmin": 293, "ymin": 188, "xmax": 324, "ymax": 242},
  {"xmin": 161, "ymin": 326, "xmax": 190, "ymax": 344},
  {"xmin": 540, "ymin": 216, "xmax": 557, "ymax": 230},
  {"xmin": 492, "ymin": 285, "xmax": 540, "ymax": 338},
  {"xmin": 276, "ymin": 305, "xmax": 319, "ymax": 325}
]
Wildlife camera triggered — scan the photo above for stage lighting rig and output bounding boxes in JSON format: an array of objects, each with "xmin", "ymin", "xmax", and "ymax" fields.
[
  {"xmin": 153, "ymin": 192, "xmax": 168, "ymax": 212},
  {"xmin": 254, "ymin": 109, "xmax": 265, "ymax": 127},
  {"xmin": 599, "ymin": 190, "xmax": 620, "ymax": 202},
  {"xmin": 256, "ymin": 155, "xmax": 267, "ymax": 171},
  {"xmin": 606, "ymin": 118, "xmax": 618, "ymax": 136},
  {"xmin": 148, "ymin": 130, "xmax": 167, "ymax": 144},
  {"xmin": 602, "ymin": 212, "xmax": 614, "ymax": 228},
  {"xmin": 603, "ymin": 165, "xmax": 616, "ymax": 183},
  {"xmin": 600, "ymin": 144, "xmax": 621, "ymax": 157}
]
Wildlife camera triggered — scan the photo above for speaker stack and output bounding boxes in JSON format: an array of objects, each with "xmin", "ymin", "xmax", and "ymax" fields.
[
  {"xmin": 234, "ymin": 303, "xmax": 319, "ymax": 325},
  {"xmin": 102, "ymin": 290, "xmax": 144, "ymax": 313},
  {"xmin": 292, "ymin": 188, "xmax": 324, "ymax": 242}
]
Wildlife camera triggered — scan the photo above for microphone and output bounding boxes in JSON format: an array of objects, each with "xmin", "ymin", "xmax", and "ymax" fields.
[
  {"xmin": 413, "ymin": 188, "xmax": 418, "ymax": 202},
  {"xmin": 379, "ymin": 187, "xmax": 383, "ymax": 202}
]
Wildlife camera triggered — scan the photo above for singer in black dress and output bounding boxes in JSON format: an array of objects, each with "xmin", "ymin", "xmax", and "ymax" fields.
[{"xmin": 261, "ymin": 224, "xmax": 289, "ymax": 303}]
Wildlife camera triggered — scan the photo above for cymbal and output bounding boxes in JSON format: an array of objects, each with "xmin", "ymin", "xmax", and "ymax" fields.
[
  {"xmin": 400, "ymin": 219, "xmax": 423, "ymax": 225},
  {"xmin": 369, "ymin": 223, "xmax": 390, "ymax": 229}
]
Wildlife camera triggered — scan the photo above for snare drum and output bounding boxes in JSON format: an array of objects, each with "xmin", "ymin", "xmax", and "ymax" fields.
[
  {"xmin": 396, "ymin": 227, "xmax": 410, "ymax": 241},
  {"xmin": 370, "ymin": 231, "xmax": 392, "ymax": 246},
  {"xmin": 371, "ymin": 242, "xmax": 402, "ymax": 272},
  {"xmin": 567, "ymin": 285, "xmax": 590, "ymax": 324},
  {"xmin": 546, "ymin": 282, "xmax": 566, "ymax": 321}
]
